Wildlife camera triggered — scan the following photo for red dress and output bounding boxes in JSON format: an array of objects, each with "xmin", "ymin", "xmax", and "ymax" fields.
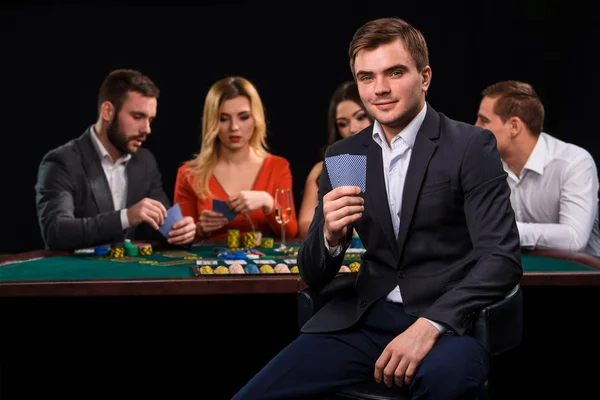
[{"xmin": 174, "ymin": 155, "xmax": 298, "ymax": 241}]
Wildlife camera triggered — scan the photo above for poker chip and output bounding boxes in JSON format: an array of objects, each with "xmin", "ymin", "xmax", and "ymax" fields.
[
  {"xmin": 348, "ymin": 262, "xmax": 361, "ymax": 272},
  {"xmin": 289, "ymin": 265, "xmax": 299, "ymax": 274},
  {"xmin": 228, "ymin": 263, "xmax": 246, "ymax": 274},
  {"xmin": 199, "ymin": 265, "xmax": 214, "ymax": 274},
  {"xmin": 94, "ymin": 245, "xmax": 110, "ymax": 256},
  {"xmin": 227, "ymin": 229, "xmax": 240, "ymax": 248},
  {"xmin": 139, "ymin": 245, "xmax": 153, "ymax": 255},
  {"xmin": 213, "ymin": 266, "xmax": 230, "ymax": 274},
  {"xmin": 109, "ymin": 247, "xmax": 125, "ymax": 258},
  {"xmin": 244, "ymin": 264, "xmax": 260, "ymax": 274},
  {"xmin": 274, "ymin": 263, "xmax": 290, "ymax": 273},
  {"xmin": 261, "ymin": 237, "xmax": 274, "ymax": 248},
  {"xmin": 259, "ymin": 265, "xmax": 275, "ymax": 274},
  {"xmin": 242, "ymin": 232, "xmax": 256, "ymax": 248}
]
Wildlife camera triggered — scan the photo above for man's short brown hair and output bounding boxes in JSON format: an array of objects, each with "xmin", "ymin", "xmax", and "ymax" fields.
[
  {"xmin": 348, "ymin": 17, "xmax": 429, "ymax": 76},
  {"xmin": 482, "ymin": 80, "xmax": 545, "ymax": 136},
  {"xmin": 97, "ymin": 69, "xmax": 160, "ymax": 113}
]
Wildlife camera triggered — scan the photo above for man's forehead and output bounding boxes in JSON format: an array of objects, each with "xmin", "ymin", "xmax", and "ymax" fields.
[{"xmin": 122, "ymin": 91, "xmax": 157, "ymax": 112}]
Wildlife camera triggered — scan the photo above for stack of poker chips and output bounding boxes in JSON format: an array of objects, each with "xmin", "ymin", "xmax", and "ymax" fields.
[
  {"xmin": 259, "ymin": 265, "xmax": 275, "ymax": 274},
  {"xmin": 199, "ymin": 265, "xmax": 214, "ymax": 274},
  {"xmin": 261, "ymin": 237, "xmax": 274, "ymax": 248},
  {"xmin": 213, "ymin": 266, "xmax": 230, "ymax": 274},
  {"xmin": 124, "ymin": 240, "xmax": 138, "ymax": 257},
  {"xmin": 227, "ymin": 229, "xmax": 240, "ymax": 248},
  {"xmin": 138, "ymin": 243, "xmax": 153, "ymax": 255},
  {"xmin": 109, "ymin": 242, "xmax": 125, "ymax": 258},
  {"xmin": 348, "ymin": 262, "xmax": 361, "ymax": 272},
  {"xmin": 244, "ymin": 264, "xmax": 260, "ymax": 274},
  {"xmin": 242, "ymin": 231, "xmax": 256, "ymax": 248}
]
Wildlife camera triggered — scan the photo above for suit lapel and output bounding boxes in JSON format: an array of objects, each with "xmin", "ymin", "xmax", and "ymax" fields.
[
  {"xmin": 365, "ymin": 134, "xmax": 399, "ymax": 259},
  {"xmin": 77, "ymin": 129, "xmax": 115, "ymax": 214},
  {"xmin": 396, "ymin": 105, "xmax": 440, "ymax": 261}
]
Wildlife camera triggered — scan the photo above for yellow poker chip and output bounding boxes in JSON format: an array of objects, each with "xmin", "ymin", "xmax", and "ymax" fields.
[
  {"xmin": 199, "ymin": 265, "xmax": 214, "ymax": 274},
  {"xmin": 259, "ymin": 265, "xmax": 275, "ymax": 274},
  {"xmin": 213, "ymin": 266, "xmax": 230, "ymax": 274},
  {"xmin": 348, "ymin": 262, "xmax": 361, "ymax": 272}
]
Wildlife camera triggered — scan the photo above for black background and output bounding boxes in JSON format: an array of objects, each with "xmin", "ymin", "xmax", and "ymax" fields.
[{"xmin": 1, "ymin": 0, "xmax": 598, "ymax": 254}]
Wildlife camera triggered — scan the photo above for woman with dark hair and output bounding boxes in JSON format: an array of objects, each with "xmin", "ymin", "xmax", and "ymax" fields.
[{"xmin": 297, "ymin": 81, "xmax": 373, "ymax": 238}]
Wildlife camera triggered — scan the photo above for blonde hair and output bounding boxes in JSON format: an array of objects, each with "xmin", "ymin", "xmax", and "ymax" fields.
[{"xmin": 188, "ymin": 76, "xmax": 269, "ymax": 199}]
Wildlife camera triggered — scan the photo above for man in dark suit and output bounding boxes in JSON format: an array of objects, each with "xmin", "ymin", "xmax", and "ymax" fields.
[
  {"xmin": 233, "ymin": 17, "xmax": 522, "ymax": 400},
  {"xmin": 35, "ymin": 69, "xmax": 196, "ymax": 250}
]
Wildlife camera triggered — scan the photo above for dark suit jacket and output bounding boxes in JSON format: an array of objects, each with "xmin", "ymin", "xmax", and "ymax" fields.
[
  {"xmin": 298, "ymin": 104, "xmax": 523, "ymax": 336},
  {"xmin": 35, "ymin": 127, "xmax": 171, "ymax": 250}
]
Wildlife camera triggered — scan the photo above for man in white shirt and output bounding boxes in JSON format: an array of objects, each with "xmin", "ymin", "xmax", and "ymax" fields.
[
  {"xmin": 234, "ymin": 17, "xmax": 522, "ymax": 400},
  {"xmin": 475, "ymin": 80, "xmax": 600, "ymax": 257},
  {"xmin": 36, "ymin": 69, "xmax": 196, "ymax": 250}
]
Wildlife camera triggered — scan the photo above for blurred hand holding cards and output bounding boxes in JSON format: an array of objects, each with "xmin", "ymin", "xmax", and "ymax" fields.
[
  {"xmin": 158, "ymin": 203, "xmax": 183, "ymax": 238},
  {"xmin": 325, "ymin": 154, "xmax": 367, "ymax": 192},
  {"xmin": 213, "ymin": 199, "xmax": 237, "ymax": 221}
]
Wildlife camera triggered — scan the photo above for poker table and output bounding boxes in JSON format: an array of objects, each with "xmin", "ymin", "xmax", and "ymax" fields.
[
  {"xmin": 1, "ymin": 241, "xmax": 599, "ymax": 399},
  {"xmin": 1, "ymin": 241, "xmax": 599, "ymax": 297}
]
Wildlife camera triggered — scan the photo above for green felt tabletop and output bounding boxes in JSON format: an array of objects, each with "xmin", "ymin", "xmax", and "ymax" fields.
[{"xmin": 0, "ymin": 246, "xmax": 594, "ymax": 282}]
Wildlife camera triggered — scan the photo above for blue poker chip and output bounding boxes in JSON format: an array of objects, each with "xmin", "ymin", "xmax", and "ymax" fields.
[
  {"xmin": 94, "ymin": 245, "xmax": 110, "ymax": 256},
  {"xmin": 213, "ymin": 247, "xmax": 228, "ymax": 254},
  {"xmin": 244, "ymin": 264, "xmax": 260, "ymax": 274},
  {"xmin": 232, "ymin": 251, "xmax": 247, "ymax": 259}
]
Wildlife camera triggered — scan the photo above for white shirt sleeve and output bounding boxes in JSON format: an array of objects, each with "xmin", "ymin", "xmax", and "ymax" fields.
[
  {"xmin": 517, "ymin": 155, "xmax": 599, "ymax": 252},
  {"xmin": 323, "ymin": 228, "xmax": 344, "ymax": 257},
  {"xmin": 120, "ymin": 209, "xmax": 131, "ymax": 231},
  {"xmin": 423, "ymin": 318, "xmax": 447, "ymax": 333}
]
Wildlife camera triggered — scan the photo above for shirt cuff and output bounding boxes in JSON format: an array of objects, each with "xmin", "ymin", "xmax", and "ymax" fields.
[
  {"xmin": 120, "ymin": 209, "xmax": 131, "ymax": 231},
  {"xmin": 516, "ymin": 221, "xmax": 535, "ymax": 249},
  {"xmin": 323, "ymin": 228, "xmax": 343, "ymax": 257},
  {"xmin": 423, "ymin": 317, "xmax": 447, "ymax": 334}
]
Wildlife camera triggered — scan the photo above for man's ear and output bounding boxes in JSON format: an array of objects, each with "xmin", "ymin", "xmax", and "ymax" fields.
[
  {"xmin": 100, "ymin": 101, "xmax": 115, "ymax": 122},
  {"xmin": 508, "ymin": 116, "xmax": 523, "ymax": 138},
  {"xmin": 421, "ymin": 66, "xmax": 432, "ymax": 94}
]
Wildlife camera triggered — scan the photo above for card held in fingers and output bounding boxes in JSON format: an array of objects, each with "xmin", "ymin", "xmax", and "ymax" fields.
[
  {"xmin": 325, "ymin": 154, "xmax": 367, "ymax": 192},
  {"xmin": 158, "ymin": 203, "xmax": 183, "ymax": 238},
  {"xmin": 324, "ymin": 154, "xmax": 344, "ymax": 189},
  {"xmin": 212, "ymin": 199, "xmax": 237, "ymax": 221}
]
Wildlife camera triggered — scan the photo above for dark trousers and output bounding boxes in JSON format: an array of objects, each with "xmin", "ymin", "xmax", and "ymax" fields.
[{"xmin": 233, "ymin": 298, "xmax": 490, "ymax": 400}]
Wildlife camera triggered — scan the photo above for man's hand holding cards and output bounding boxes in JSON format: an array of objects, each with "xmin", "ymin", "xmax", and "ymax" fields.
[
  {"xmin": 322, "ymin": 154, "xmax": 367, "ymax": 246},
  {"xmin": 157, "ymin": 203, "xmax": 196, "ymax": 245}
]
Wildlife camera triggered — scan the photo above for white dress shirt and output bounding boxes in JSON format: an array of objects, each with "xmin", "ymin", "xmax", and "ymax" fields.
[
  {"xmin": 505, "ymin": 132, "xmax": 600, "ymax": 257},
  {"xmin": 325, "ymin": 103, "xmax": 446, "ymax": 333},
  {"xmin": 89, "ymin": 127, "xmax": 132, "ymax": 230}
]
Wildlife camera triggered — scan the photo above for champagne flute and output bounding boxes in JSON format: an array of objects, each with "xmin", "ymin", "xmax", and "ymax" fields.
[{"xmin": 274, "ymin": 188, "xmax": 291, "ymax": 252}]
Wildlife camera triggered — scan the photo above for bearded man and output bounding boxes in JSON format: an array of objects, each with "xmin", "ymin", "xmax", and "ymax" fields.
[{"xmin": 35, "ymin": 69, "xmax": 196, "ymax": 250}]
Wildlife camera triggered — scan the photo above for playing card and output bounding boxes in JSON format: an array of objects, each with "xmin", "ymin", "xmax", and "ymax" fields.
[
  {"xmin": 158, "ymin": 203, "xmax": 183, "ymax": 238},
  {"xmin": 212, "ymin": 199, "xmax": 237, "ymax": 221},
  {"xmin": 325, "ymin": 154, "xmax": 367, "ymax": 192}
]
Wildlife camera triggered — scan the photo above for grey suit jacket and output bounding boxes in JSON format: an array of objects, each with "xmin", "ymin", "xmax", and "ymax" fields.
[
  {"xmin": 35, "ymin": 127, "xmax": 171, "ymax": 250},
  {"xmin": 298, "ymin": 104, "xmax": 523, "ymax": 336}
]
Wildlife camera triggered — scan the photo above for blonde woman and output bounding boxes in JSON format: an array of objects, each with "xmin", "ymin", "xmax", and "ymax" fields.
[{"xmin": 174, "ymin": 76, "xmax": 298, "ymax": 241}]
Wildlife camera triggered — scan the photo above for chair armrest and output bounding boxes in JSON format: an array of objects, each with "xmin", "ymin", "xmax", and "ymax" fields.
[
  {"xmin": 297, "ymin": 273, "xmax": 357, "ymax": 330},
  {"xmin": 471, "ymin": 284, "xmax": 523, "ymax": 356}
]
